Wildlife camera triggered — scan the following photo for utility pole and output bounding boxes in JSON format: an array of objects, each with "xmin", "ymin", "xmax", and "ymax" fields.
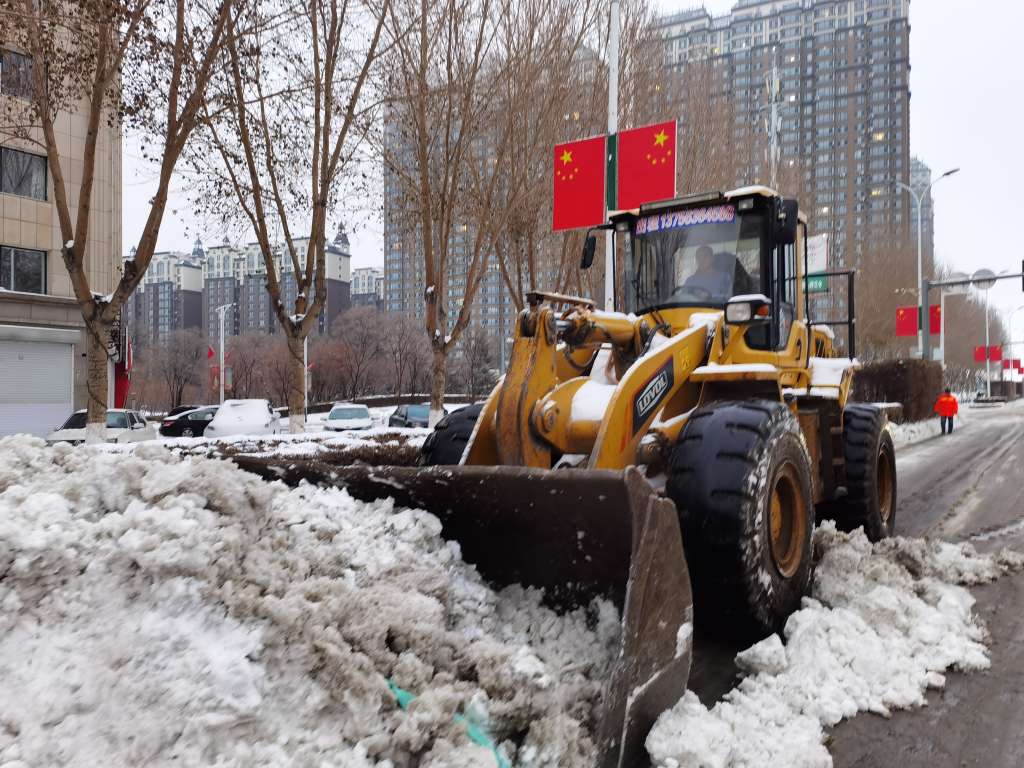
[
  {"xmin": 216, "ymin": 303, "xmax": 234, "ymax": 405},
  {"xmin": 896, "ymin": 167, "xmax": 959, "ymax": 359},
  {"xmin": 604, "ymin": 0, "xmax": 619, "ymax": 312}
]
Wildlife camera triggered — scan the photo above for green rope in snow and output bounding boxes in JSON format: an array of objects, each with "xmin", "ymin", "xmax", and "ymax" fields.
[{"xmin": 387, "ymin": 679, "xmax": 511, "ymax": 768}]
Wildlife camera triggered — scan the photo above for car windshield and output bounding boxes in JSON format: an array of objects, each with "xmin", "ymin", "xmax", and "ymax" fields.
[
  {"xmin": 626, "ymin": 203, "xmax": 764, "ymax": 313},
  {"xmin": 407, "ymin": 405, "xmax": 430, "ymax": 419},
  {"xmin": 58, "ymin": 412, "xmax": 129, "ymax": 430},
  {"xmin": 329, "ymin": 406, "xmax": 369, "ymax": 420}
]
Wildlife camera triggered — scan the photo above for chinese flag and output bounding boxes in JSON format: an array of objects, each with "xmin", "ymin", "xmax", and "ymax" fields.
[
  {"xmin": 553, "ymin": 135, "xmax": 606, "ymax": 231},
  {"xmin": 1004, "ymin": 360, "xmax": 1012, "ymax": 370},
  {"xmin": 895, "ymin": 306, "xmax": 917, "ymax": 337},
  {"xmin": 207, "ymin": 345, "xmax": 215, "ymax": 360},
  {"xmin": 615, "ymin": 120, "xmax": 677, "ymax": 210},
  {"xmin": 929, "ymin": 304, "xmax": 941, "ymax": 335},
  {"xmin": 989, "ymin": 345, "xmax": 1002, "ymax": 362},
  {"xmin": 974, "ymin": 346, "xmax": 986, "ymax": 363}
]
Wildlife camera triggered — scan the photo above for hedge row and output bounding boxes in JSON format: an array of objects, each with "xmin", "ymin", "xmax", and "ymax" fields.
[{"xmin": 851, "ymin": 359, "xmax": 943, "ymax": 423}]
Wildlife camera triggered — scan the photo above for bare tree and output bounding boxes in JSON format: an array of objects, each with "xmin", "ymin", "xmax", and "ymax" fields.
[
  {"xmin": 148, "ymin": 329, "xmax": 206, "ymax": 408},
  {"xmin": 381, "ymin": 0, "xmax": 526, "ymax": 424},
  {"xmin": 449, "ymin": 324, "xmax": 498, "ymax": 402},
  {"xmin": 0, "ymin": 0, "xmax": 239, "ymax": 439},
  {"xmin": 330, "ymin": 306, "xmax": 384, "ymax": 399},
  {"xmin": 227, "ymin": 333, "xmax": 269, "ymax": 399},
  {"xmin": 192, "ymin": 0, "xmax": 389, "ymax": 431},
  {"xmin": 380, "ymin": 313, "xmax": 429, "ymax": 399}
]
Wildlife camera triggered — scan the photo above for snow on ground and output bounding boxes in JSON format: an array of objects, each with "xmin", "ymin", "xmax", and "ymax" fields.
[
  {"xmin": 137, "ymin": 426, "xmax": 432, "ymax": 462},
  {"xmin": 0, "ymin": 437, "xmax": 618, "ymax": 767},
  {"xmin": 646, "ymin": 523, "xmax": 1024, "ymax": 768}
]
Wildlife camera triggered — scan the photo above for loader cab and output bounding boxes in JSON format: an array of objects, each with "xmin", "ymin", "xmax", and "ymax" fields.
[{"xmin": 614, "ymin": 187, "xmax": 803, "ymax": 351}]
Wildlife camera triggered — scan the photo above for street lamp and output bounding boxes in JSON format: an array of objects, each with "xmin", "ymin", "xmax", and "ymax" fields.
[
  {"xmin": 215, "ymin": 303, "xmax": 235, "ymax": 405},
  {"xmin": 896, "ymin": 167, "xmax": 960, "ymax": 359}
]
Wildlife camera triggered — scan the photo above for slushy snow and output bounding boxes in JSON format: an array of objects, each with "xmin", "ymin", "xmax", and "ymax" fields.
[
  {"xmin": 646, "ymin": 522, "xmax": 1024, "ymax": 768},
  {"xmin": 0, "ymin": 437, "xmax": 619, "ymax": 767}
]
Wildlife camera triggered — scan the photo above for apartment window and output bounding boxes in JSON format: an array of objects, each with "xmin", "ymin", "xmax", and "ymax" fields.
[
  {"xmin": 0, "ymin": 50, "xmax": 34, "ymax": 100},
  {"xmin": 0, "ymin": 147, "xmax": 46, "ymax": 200},
  {"xmin": 0, "ymin": 245, "xmax": 46, "ymax": 294}
]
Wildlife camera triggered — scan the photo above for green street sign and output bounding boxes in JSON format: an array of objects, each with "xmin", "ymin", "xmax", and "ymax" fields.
[{"xmin": 805, "ymin": 274, "xmax": 829, "ymax": 294}]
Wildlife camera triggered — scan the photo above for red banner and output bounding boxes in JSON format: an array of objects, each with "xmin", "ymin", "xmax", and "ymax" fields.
[
  {"xmin": 553, "ymin": 135, "xmax": 607, "ymax": 231},
  {"xmin": 1004, "ymin": 360, "xmax": 1012, "ymax": 370},
  {"xmin": 929, "ymin": 304, "xmax": 941, "ymax": 335},
  {"xmin": 615, "ymin": 120, "xmax": 677, "ymax": 211},
  {"xmin": 896, "ymin": 306, "xmax": 917, "ymax": 337}
]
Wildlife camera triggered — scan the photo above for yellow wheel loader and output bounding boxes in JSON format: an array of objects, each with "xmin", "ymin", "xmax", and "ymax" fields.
[{"xmin": 238, "ymin": 187, "xmax": 897, "ymax": 767}]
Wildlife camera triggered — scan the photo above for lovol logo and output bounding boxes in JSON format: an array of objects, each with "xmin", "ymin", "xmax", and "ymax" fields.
[{"xmin": 632, "ymin": 358, "xmax": 675, "ymax": 435}]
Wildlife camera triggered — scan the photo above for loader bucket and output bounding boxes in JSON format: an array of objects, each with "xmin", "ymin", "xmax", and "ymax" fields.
[{"xmin": 231, "ymin": 458, "xmax": 693, "ymax": 768}]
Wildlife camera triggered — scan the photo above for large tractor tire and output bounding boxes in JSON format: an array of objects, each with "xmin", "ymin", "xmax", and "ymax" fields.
[
  {"xmin": 420, "ymin": 403, "xmax": 484, "ymax": 466},
  {"xmin": 666, "ymin": 400, "xmax": 815, "ymax": 634},
  {"xmin": 832, "ymin": 404, "xmax": 897, "ymax": 541}
]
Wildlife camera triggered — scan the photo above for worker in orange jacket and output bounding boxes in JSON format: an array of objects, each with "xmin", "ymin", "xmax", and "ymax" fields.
[{"xmin": 934, "ymin": 388, "xmax": 959, "ymax": 435}]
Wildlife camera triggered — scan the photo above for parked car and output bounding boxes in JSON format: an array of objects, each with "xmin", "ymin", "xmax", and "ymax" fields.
[
  {"xmin": 204, "ymin": 399, "xmax": 281, "ymax": 438},
  {"xmin": 165, "ymin": 404, "xmax": 203, "ymax": 418},
  {"xmin": 159, "ymin": 406, "xmax": 218, "ymax": 438},
  {"xmin": 46, "ymin": 409, "xmax": 156, "ymax": 445},
  {"xmin": 388, "ymin": 403, "xmax": 447, "ymax": 428},
  {"xmin": 324, "ymin": 403, "xmax": 373, "ymax": 431}
]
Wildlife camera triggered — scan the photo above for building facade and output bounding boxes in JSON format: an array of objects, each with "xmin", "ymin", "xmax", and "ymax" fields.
[
  {"xmin": 351, "ymin": 265, "xmax": 384, "ymax": 309},
  {"xmin": 123, "ymin": 263, "xmax": 203, "ymax": 348},
  {"xmin": 656, "ymin": 0, "xmax": 912, "ymax": 268},
  {"xmin": 0, "ymin": 47, "xmax": 122, "ymax": 436}
]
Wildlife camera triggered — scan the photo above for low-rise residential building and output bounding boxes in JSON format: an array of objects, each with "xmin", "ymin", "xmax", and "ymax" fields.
[{"xmin": 0, "ymin": 47, "xmax": 122, "ymax": 436}]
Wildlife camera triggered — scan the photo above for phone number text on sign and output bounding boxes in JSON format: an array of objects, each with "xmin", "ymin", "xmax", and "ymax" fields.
[{"xmin": 636, "ymin": 204, "xmax": 736, "ymax": 235}]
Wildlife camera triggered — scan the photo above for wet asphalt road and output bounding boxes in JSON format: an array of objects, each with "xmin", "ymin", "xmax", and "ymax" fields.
[{"xmin": 687, "ymin": 401, "xmax": 1024, "ymax": 767}]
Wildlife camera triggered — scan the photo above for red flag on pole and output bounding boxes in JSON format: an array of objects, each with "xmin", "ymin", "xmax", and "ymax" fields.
[
  {"xmin": 989, "ymin": 345, "xmax": 1003, "ymax": 362},
  {"xmin": 207, "ymin": 345, "xmax": 215, "ymax": 360},
  {"xmin": 614, "ymin": 120, "xmax": 677, "ymax": 210},
  {"xmin": 974, "ymin": 346, "xmax": 986, "ymax": 363},
  {"xmin": 553, "ymin": 135, "xmax": 607, "ymax": 231},
  {"xmin": 929, "ymin": 304, "xmax": 941, "ymax": 335},
  {"xmin": 895, "ymin": 306, "xmax": 917, "ymax": 337}
]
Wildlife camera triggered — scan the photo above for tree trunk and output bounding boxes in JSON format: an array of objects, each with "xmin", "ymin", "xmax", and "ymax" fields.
[
  {"xmin": 287, "ymin": 332, "xmax": 306, "ymax": 433},
  {"xmin": 429, "ymin": 345, "xmax": 446, "ymax": 427},
  {"xmin": 85, "ymin": 323, "xmax": 109, "ymax": 443}
]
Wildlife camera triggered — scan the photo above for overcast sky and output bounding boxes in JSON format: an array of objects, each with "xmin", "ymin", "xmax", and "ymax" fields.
[{"xmin": 124, "ymin": 0, "xmax": 1024, "ymax": 338}]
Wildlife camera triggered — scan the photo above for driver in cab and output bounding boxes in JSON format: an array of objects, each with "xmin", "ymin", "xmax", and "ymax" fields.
[{"xmin": 682, "ymin": 245, "xmax": 732, "ymax": 302}]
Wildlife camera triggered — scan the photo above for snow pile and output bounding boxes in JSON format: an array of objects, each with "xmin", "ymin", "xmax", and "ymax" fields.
[
  {"xmin": 647, "ymin": 523, "xmax": 1023, "ymax": 768},
  {"xmin": 0, "ymin": 437, "xmax": 619, "ymax": 767}
]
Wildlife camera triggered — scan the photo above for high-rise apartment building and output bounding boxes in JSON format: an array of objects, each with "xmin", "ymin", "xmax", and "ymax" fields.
[
  {"xmin": 0, "ymin": 47, "xmax": 122, "ymax": 435},
  {"xmin": 123, "ymin": 263, "xmax": 203, "ymax": 348},
  {"xmin": 382, "ymin": 125, "xmax": 514, "ymax": 345},
  {"xmin": 656, "ymin": 0, "xmax": 911, "ymax": 269}
]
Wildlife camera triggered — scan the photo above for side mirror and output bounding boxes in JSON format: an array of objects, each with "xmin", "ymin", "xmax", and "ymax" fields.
[
  {"xmin": 774, "ymin": 198, "xmax": 799, "ymax": 246},
  {"xmin": 132, "ymin": 422, "xmax": 144, "ymax": 430},
  {"xmin": 580, "ymin": 234, "xmax": 597, "ymax": 270},
  {"xmin": 725, "ymin": 295, "xmax": 772, "ymax": 325}
]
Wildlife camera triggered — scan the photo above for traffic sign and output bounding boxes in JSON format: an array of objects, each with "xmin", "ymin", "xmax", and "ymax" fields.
[
  {"xmin": 972, "ymin": 268, "xmax": 997, "ymax": 290},
  {"xmin": 805, "ymin": 274, "xmax": 828, "ymax": 294}
]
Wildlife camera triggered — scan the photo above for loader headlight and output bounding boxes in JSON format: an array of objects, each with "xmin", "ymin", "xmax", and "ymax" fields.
[{"xmin": 725, "ymin": 295, "xmax": 772, "ymax": 325}]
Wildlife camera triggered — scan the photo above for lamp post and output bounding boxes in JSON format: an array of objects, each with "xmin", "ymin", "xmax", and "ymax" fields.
[
  {"xmin": 215, "ymin": 303, "xmax": 235, "ymax": 405},
  {"xmin": 896, "ymin": 167, "xmax": 960, "ymax": 359}
]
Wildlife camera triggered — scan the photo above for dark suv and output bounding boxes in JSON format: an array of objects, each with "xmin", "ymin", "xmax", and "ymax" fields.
[{"xmin": 388, "ymin": 403, "xmax": 447, "ymax": 428}]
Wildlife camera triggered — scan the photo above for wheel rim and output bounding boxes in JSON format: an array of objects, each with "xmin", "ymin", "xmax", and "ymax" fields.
[
  {"xmin": 183, "ymin": 428, "xmax": 193, "ymax": 437},
  {"xmin": 877, "ymin": 449, "xmax": 894, "ymax": 523},
  {"xmin": 769, "ymin": 462, "xmax": 807, "ymax": 579}
]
